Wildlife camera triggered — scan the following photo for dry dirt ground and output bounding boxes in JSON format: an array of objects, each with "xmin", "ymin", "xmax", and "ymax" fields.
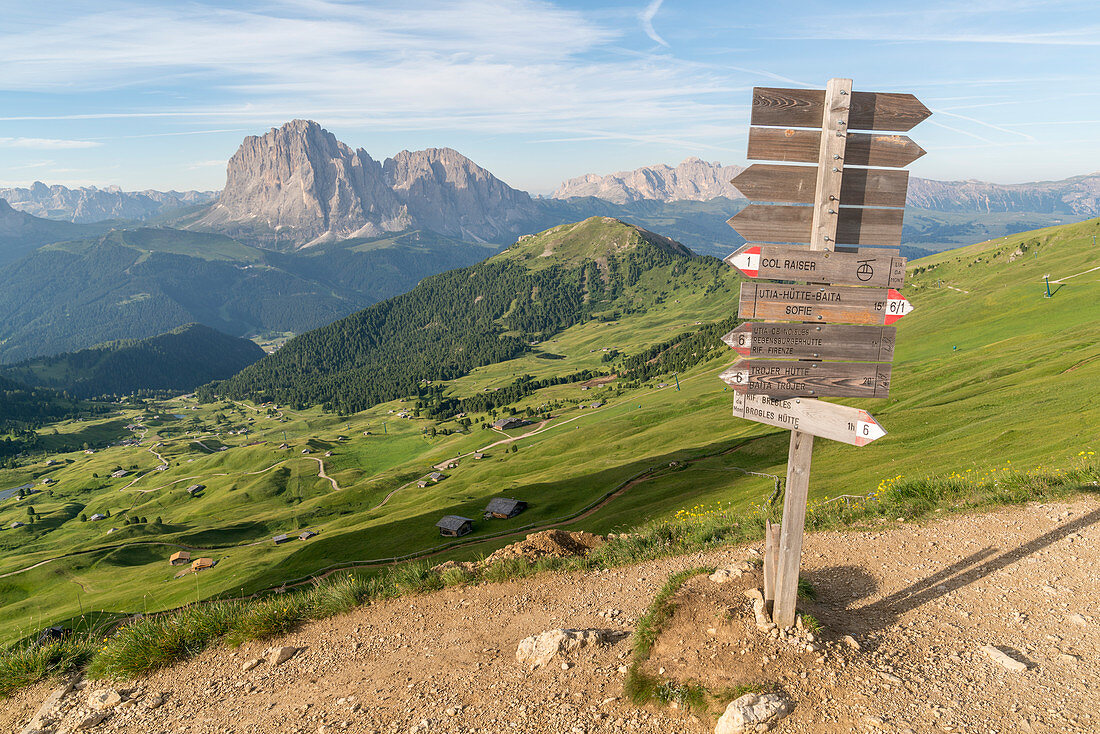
[{"xmin": 7, "ymin": 497, "xmax": 1099, "ymax": 734}]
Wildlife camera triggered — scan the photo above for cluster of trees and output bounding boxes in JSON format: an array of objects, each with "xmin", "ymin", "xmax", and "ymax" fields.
[
  {"xmin": 0, "ymin": 228, "xmax": 489, "ymax": 364},
  {"xmin": 0, "ymin": 374, "xmax": 96, "ymax": 458},
  {"xmin": 203, "ymin": 237, "xmax": 695, "ymax": 413},
  {"xmin": 617, "ymin": 317, "xmax": 739, "ymax": 383},
  {"xmin": 2, "ymin": 323, "xmax": 265, "ymax": 399}
]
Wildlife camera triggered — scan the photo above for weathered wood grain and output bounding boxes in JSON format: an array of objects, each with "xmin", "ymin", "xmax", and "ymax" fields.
[
  {"xmin": 773, "ymin": 429, "xmax": 812, "ymax": 628},
  {"xmin": 732, "ymin": 392, "xmax": 887, "ymax": 446},
  {"xmin": 737, "ymin": 282, "xmax": 914, "ymax": 325},
  {"xmin": 809, "ymin": 77, "xmax": 852, "ymax": 251},
  {"xmin": 751, "ymin": 87, "xmax": 931, "ymax": 131},
  {"xmin": 725, "ymin": 243, "xmax": 907, "ymax": 287},
  {"xmin": 730, "ymin": 165, "xmax": 910, "ymax": 208},
  {"xmin": 727, "ymin": 205, "xmax": 904, "ymax": 246},
  {"xmin": 746, "ymin": 128, "xmax": 926, "ymax": 168},
  {"xmin": 722, "ymin": 323, "xmax": 898, "ymax": 362},
  {"xmin": 764, "ymin": 520, "xmax": 780, "ymax": 606},
  {"xmin": 720, "ymin": 357, "xmax": 892, "ymax": 398}
]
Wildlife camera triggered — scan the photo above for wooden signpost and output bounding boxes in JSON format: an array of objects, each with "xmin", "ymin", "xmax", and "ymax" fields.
[
  {"xmin": 722, "ymin": 323, "xmax": 897, "ymax": 362},
  {"xmin": 732, "ymin": 393, "xmax": 886, "ymax": 447},
  {"xmin": 720, "ymin": 358, "xmax": 891, "ymax": 399},
  {"xmin": 737, "ymin": 283, "xmax": 913, "ymax": 325},
  {"xmin": 725, "ymin": 244, "xmax": 907, "ymax": 288},
  {"xmin": 722, "ymin": 78, "xmax": 929, "ymax": 627}
]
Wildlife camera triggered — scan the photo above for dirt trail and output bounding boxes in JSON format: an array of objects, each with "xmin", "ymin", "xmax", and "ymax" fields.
[{"xmin": 7, "ymin": 498, "xmax": 1098, "ymax": 734}]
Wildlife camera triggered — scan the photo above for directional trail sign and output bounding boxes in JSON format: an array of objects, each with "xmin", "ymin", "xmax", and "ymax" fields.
[
  {"xmin": 720, "ymin": 358, "xmax": 892, "ymax": 399},
  {"xmin": 732, "ymin": 392, "xmax": 886, "ymax": 447},
  {"xmin": 750, "ymin": 87, "xmax": 931, "ymax": 131},
  {"xmin": 738, "ymin": 283, "xmax": 913, "ymax": 325},
  {"xmin": 725, "ymin": 244, "xmax": 906, "ymax": 288},
  {"xmin": 722, "ymin": 323, "xmax": 896, "ymax": 362},
  {"xmin": 746, "ymin": 128, "xmax": 926, "ymax": 168},
  {"xmin": 727, "ymin": 204, "xmax": 904, "ymax": 247},
  {"xmin": 731, "ymin": 165, "xmax": 909, "ymax": 208},
  {"xmin": 716, "ymin": 77, "xmax": 930, "ymax": 629}
]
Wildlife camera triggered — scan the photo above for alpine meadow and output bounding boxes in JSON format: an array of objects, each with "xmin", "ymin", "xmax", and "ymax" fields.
[{"xmin": 1, "ymin": 4, "xmax": 1098, "ymax": 733}]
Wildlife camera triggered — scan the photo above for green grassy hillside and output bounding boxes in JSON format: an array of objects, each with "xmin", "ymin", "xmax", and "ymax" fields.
[
  {"xmin": 205, "ymin": 218, "xmax": 722, "ymax": 412},
  {"xmin": 0, "ymin": 216, "xmax": 1096, "ymax": 644}
]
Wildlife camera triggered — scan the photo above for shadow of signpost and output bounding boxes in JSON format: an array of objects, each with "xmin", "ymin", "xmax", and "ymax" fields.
[{"xmin": 805, "ymin": 506, "xmax": 1100, "ymax": 637}]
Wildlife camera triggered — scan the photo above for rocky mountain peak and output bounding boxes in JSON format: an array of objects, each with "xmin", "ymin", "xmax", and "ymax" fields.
[
  {"xmin": 550, "ymin": 158, "xmax": 745, "ymax": 204},
  {"xmin": 192, "ymin": 122, "xmax": 536, "ymax": 249},
  {"xmin": 383, "ymin": 147, "xmax": 537, "ymax": 243},
  {"xmin": 196, "ymin": 120, "xmax": 410, "ymax": 247}
]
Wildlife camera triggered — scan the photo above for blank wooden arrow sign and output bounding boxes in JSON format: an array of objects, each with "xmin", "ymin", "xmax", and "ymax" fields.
[
  {"xmin": 727, "ymin": 204, "xmax": 903, "ymax": 246},
  {"xmin": 732, "ymin": 392, "xmax": 887, "ymax": 446},
  {"xmin": 747, "ymin": 128, "xmax": 926, "ymax": 168},
  {"xmin": 720, "ymin": 358, "xmax": 892, "ymax": 399},
  {"xmin": 751, "ymin": 87, "xmax": 931, "ymax": 131},
  {"xmin": 731, "ymin": 165, "xmax": 909, "ymax": 208},
  {"xmin": 725, "ymin": 244, "xmax": 907, "ymax": 287},
  {"xmin": 738, "ymin": 282, "xmax": 914, "ymax": 325},
  {"xmin": 722, "ymin": 323, "xmax": 897, "ymax": 362}
]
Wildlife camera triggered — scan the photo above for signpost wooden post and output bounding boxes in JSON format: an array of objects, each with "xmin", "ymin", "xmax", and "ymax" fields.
[{"xmin": 722, "ymin": 78, "xmax": 929, "ymax": 628}]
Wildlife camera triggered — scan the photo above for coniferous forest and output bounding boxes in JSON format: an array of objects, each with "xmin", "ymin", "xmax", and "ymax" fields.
[{"xmin": 202, "ymin": 227, "xmax": 730, "ymax": 413}]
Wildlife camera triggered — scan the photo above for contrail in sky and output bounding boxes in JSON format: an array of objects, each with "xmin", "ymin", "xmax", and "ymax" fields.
[{"xmin": 639, "ymin": 0, "xmax": 669, "ymax": 47}]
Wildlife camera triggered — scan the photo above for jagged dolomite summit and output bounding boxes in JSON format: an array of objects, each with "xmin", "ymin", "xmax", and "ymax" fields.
[{"xmin": 194, "ymin": 120, "xmax": 537, "ymax": 248}]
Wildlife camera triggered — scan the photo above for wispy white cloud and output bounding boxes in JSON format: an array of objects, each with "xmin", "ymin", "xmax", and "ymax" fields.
[
  {"xmin": 639, "ymin": 0, "xmax": 669, "ymax": 47},
  {"xmin": 0, "ymin": 0, "xmax": 744, "ymax": 149},
  {"xmin": 0, "ymin": 137, "xmax": 101, "ymax": 149}
]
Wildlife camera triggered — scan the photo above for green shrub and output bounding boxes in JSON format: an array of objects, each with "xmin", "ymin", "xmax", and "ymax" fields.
[{"xmin": 0, "ymin": 638, "xmax": 96, "ymax": 697}]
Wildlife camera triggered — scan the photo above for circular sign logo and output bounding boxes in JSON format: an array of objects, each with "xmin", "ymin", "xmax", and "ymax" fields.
[{"xmin": 856, "ymin": 262, "xmax": 874, "ymax": 281}]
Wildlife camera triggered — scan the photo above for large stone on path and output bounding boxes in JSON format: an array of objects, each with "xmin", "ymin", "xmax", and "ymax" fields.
[
  {"xmin": 715, "ymin": 692, "xmax": 790, "ymax": 733},
  {"xmin": 87, "ymin": 689, "xmax": 122, "ymax": 711},
  {"xmin": 515, "ymin": 629, "xmax": 612, "ymax": 669},
  {"xmin": 268, "ymin": 646, "xmax": 299, "ymax": 666}
]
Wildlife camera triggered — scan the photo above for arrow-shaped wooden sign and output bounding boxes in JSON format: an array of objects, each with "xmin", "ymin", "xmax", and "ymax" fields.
[
  {"xmin": 727, "ymin": 204, "xmax": 903, "ymax": 246},
  {"xmin": 725, "ymin": 244, "xmax": 906, "ymax": 288},
  {"xmin": 731, "ymin": 165, "xmax": 909, "ymax": 208},
  {"xmin": 747, "ymin": 128, "xmax": 926, "ymax": 168},
  {"xmin": 738, "ymin": 282, "xmax": 914, "ymax": 325},
  {"xmin": 722, "ymin": 323, "xmax": 897, "ymax": 362},
  {"xmin": 732, "ymin": 392, "xmax": 887, "ymax": 446},
  {"xmin": 751, "ymin": 87, "xmax": 931, "ymax": 131},
  {"xmin": 720, "ymin": 358, "xmax": 892, "ymax": 399}
]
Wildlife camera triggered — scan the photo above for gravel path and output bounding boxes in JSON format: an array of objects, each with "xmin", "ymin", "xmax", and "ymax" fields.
[{"xmin": 7, "ymin": 497, "xmax": 1098, "ymax": 734}]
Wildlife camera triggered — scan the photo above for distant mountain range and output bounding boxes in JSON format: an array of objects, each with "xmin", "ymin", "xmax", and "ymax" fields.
[
  {"xmin": 0, "ymin": 198, "xmax": 111, "ymax": 266},
  {"xmin": 0, "ymin": 182, "xmax": 215, "ymax": 223},
  {"xmin": 2, "ymin": 323, "xmax": 264, "ymax": 399},
  {"xmin": 3, "ymin": 120, "xmax": 1098, "ymax": 364},
  {"xmin": 552, "ymin": 158, "xmax": 1100, "ymax": 216},
  {"xmin": 188, "ymin": 119, "xmax": 539, "ymax": 249}
]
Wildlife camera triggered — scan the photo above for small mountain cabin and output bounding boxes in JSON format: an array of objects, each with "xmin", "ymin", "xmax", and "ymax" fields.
[
  {"xmin": 436, "ymin": 515, "xmax": 474, "ymax": 537},
  {"xmin": 191, "ymin": 557, "xmax": 214, "ymax": 571},
  {"xmin": 273, "ymin": 534, "xmax": 290, "ymax": 544},
  {"xmin": 484, "ymin": 498, "xmax": 527, "ymax": 519},
  {"xmin": 169, "ymin": 551, "xmax": 191, "ymax": 566},
  {"xmin": 491, "ymin": 417, "xmax": 526, "ymax": 430}
]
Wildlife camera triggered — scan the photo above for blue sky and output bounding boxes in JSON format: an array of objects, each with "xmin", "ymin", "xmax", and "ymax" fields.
[{"xmin": 1, "ymin": 0, "xmax": 1098, "ymax": 194}]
